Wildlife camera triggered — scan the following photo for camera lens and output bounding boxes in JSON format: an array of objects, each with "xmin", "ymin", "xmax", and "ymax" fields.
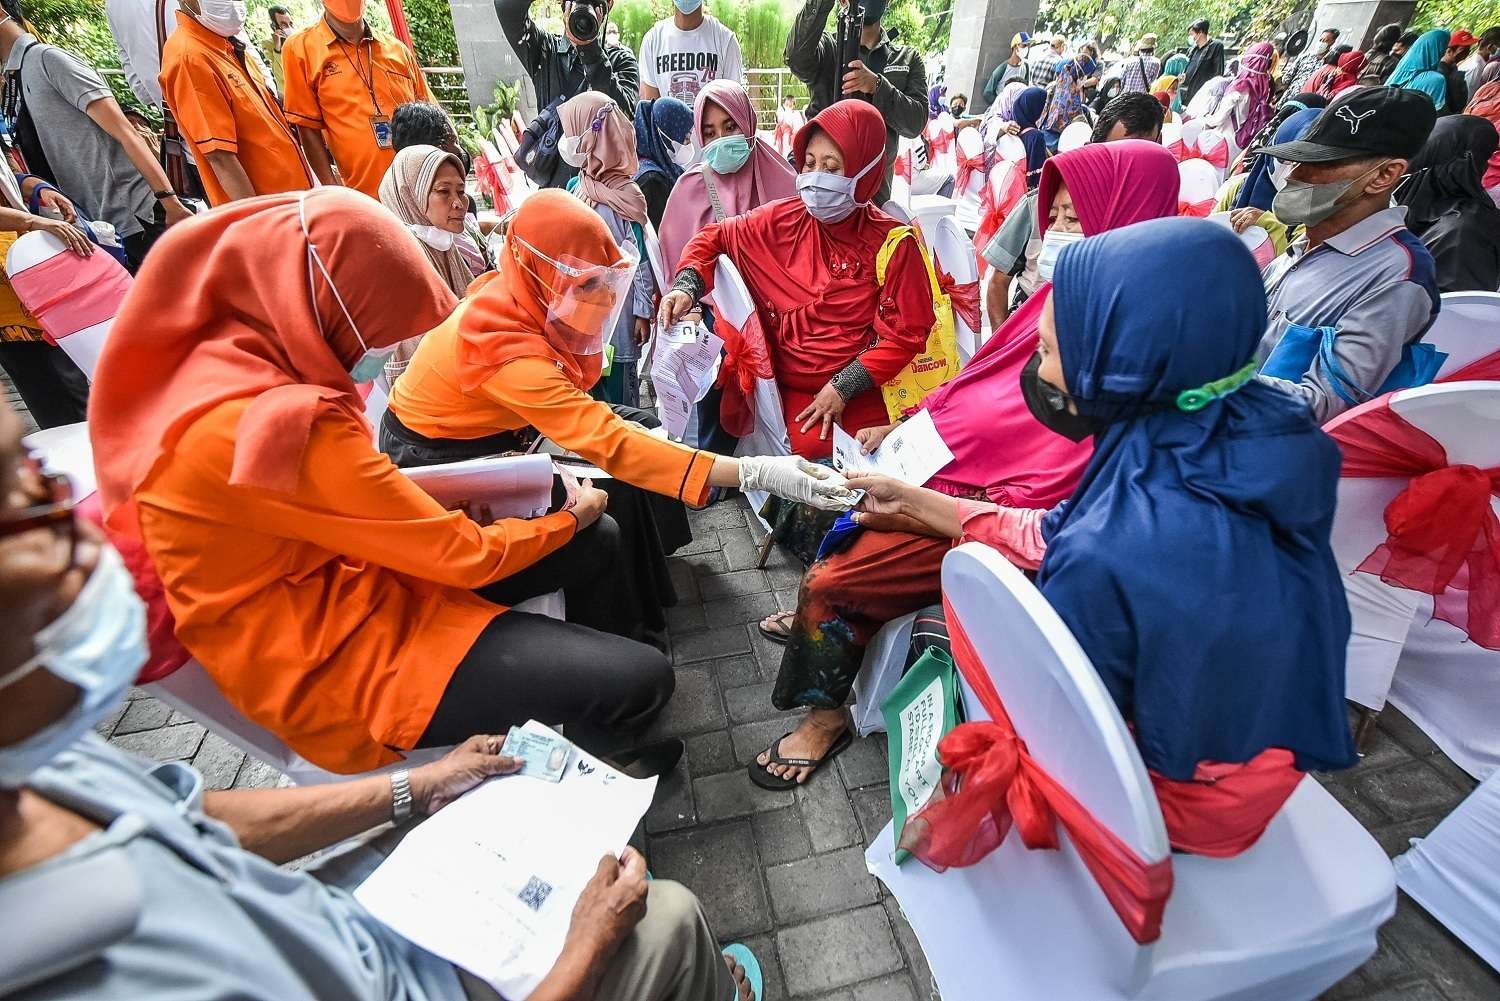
[{"xmin": 567, "ymin": 3, "xmax": 599, "ymax": 42}]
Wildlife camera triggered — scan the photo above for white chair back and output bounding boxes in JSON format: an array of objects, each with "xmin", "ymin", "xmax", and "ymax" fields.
[
  {"xmin": 1396, "ymin": 769, "xmax": 1500, "ymax": 965},
  {"xmin": 929, "ymin": 215, "xmax": 980, "ymax": 363},
  {"xmin": 1058, "ymin": 121, "xmax": 1091, "ymax": 152},
  {"xmin": 1160, "ymin": 121, "xmax": 1183, "ymax": 154},
  {"xmin": 882, "ymin": 199, "xmax": 912, "ymax": 223},
  {"xmin": 1177, "ymin": 159, "xmax": 1219, "ymax": 215},
  {"xmin": 956, "ymin": 126, "xmax": 983, "ymax": 159},
  {"xmin": 993, "ymin": 133, "xmax": 1026, "ymax": 163},
  {"xmin": 1423, "ymin": 291, "xmax": 1500, "ymax": 378},
  {"xmin": 1179, "ymin": 118, "xmax": 1204, "ymax": 149},
  {"xmin": 718, "ymin": 257, "xmax": 789, "ymax": 529},
  {"xmin": 24, "ymin": 422, "xmax": 96, "ymax": 498}
]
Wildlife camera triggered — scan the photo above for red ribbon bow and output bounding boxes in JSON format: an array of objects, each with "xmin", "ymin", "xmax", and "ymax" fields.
[
  {"xmin": 954, "ymin": 150, "xmax": 989, "ymax": 198},
  {"xmin": 1178, "ymin": 197, "xmax": 1216, "ymax": 218},
  {"xmin": 710, "ymin": 304, "xmax": 774, "ymax": 440},
  {"xmin": 1330, "ymin": 404, "xmax": 1500, "ymax": 649},
  {"xmin": 900, "ymin": 596, "xmax": 1174, "ymax": 944},
  {"xmin": 936, "ymin": 266, "xmax": 981, "ymax": 332}
]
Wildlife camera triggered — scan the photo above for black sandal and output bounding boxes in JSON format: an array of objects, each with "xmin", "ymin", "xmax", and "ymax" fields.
[
  {"xmin": 747, "ymin": 728, "xmax": 853, "ymax": 790},
  {"xmin": 757, "ymin": 612, "xmax": 795, "ymax": 645}
]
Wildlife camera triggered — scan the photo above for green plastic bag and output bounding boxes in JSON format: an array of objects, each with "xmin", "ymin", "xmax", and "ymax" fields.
[
  {"xmin": 599, "ymin": 343, "xmax": 615, "ymax": 377},
  {"xmin": 881, "ymin": 646, "xmax": 964, "ymax": 865}
]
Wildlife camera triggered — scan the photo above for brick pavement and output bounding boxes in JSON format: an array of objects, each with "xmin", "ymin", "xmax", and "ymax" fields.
[{"xmin": 97, "ymin": 499, "xmax": 1500, "ymax": 1001}]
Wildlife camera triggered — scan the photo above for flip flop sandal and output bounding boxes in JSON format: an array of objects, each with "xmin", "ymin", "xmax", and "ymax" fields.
[
  {"xmin": 722, "ymin": 942, "xmax": 764, "ymax": 1001},
  {"xmin": 747, "ymin": 728, "xmax": 854, "ymax": 791},
  {"xmin": 757, "ymin": 612, "xmax": 795, "ymax": 645}
]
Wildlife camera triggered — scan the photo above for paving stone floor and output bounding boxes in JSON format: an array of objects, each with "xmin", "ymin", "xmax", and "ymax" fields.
[{"xmin": 99, "ymin": 499, "xmax": 1500, "ymax": 1001}]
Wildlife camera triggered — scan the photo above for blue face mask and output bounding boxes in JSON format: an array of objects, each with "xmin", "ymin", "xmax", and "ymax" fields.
[
  {"xmin": 0, "ymin": 546, "xmax": 148, "ymax": 788},
  {"xmin": 703, "ymin": 135, "xmax": 752, "ymax": 174},
  {"xmin": 673, "ymin": 0, "xmax": 702, "ymax": 13}
]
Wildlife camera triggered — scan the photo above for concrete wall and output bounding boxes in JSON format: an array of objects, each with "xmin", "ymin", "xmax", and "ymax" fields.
[
  {"xmin": 1310, "ymin": 0, "xmax": 1416, "ymax": 50},
  {"xmin": 449, "ymin": 0, "xmax": 531, "ymax": 113},
  {"xmin": 944, "ymin": 0, "xmax": 1040, "ymax": 104}
]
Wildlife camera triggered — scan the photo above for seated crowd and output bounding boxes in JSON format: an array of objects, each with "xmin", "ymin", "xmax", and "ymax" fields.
[{"xmin": 4, "ymin": 1, "xmax": 1500, "ymax": 993}]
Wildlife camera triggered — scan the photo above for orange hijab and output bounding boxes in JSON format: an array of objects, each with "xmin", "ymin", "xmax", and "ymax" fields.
[
  {"xmin": 455, "ymin": 189, "xmax": 623, "ymax": 393},
  {"xmin": 91, "ymin": 188, "xmax": 459, "ymax": 532}
]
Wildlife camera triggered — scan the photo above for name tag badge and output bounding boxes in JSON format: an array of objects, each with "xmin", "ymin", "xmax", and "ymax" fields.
[{"xmin": 371, "ymin": 115, "xmax": 392, "ymax": 149}]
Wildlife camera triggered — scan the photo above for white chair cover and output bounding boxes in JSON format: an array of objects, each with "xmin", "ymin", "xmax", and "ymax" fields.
[
  {"xmin": 849, "ymin": 612, "xmax": 919, "ymax": 737},
  {"xmin": 868, "ymin": 544, "xmax": 1394, "ymax": 1001},
  {"xmin": 1328, "ymin": 383, "xmax": 1500, "ymax": 779},
  {"xmin": 993, "ymin": 133, "xmax": 1026, "ymax": 163},
  {"xmin": 6, "ymin": 230, "xmax": 131, "ymax": 379},
  {"xmin": 953, "ymin": 128, "xmax": 986, "ymax": 233},
  {"xmin": 929, "ymin": 215, "xmax": 980, "ymax": 363},
  {"xmin": 1058, "ymin": 120, "xmax": 1091, "ymax": 153},
  {"xmin": 1423, "ymin": 291, "xmax": 1500, "ymax": 378},
  {"xmin": 1177, "ymin": 160, "xmax": 1219, "ymax": 216},
  {"xmin": 1205, "ymin": 212, "xmax": 1275, "ymax": 270},
  {"xmin": 1395, "ymin": 770, "xmax": 1500, "ymax": 971},
  {"xmin": 717, "ymin": 258, "xmax": 789, "ymax": 531}
]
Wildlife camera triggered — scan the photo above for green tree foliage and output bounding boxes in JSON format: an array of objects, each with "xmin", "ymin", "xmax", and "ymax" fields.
[{"xmin": 1412, "ymin": 0, "xmax": 1497, "ymax": 33}]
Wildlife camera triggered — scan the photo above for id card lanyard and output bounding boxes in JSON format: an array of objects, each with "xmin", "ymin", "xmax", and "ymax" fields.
[{"xmin": 336, "ymin": 35, "xmax": 391, "ymax": 148}]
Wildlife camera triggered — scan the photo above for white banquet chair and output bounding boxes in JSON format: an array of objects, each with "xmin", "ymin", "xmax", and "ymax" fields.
[{"xmin": 867, "ymin": 544, "xmax": 1395, "ymax": 1001}]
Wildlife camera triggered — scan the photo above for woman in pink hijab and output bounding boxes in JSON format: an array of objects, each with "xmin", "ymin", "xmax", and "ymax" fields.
[
  {"xmin": 659, "ymin": 80, "xmax": 797, "ymax": 277},
  {"xmin": 1201, "ymin": 41, "xmax": 1275, "ymax": 155},
  {"xmin": 752, "ymin": 140, "xmax": 1182, "ymax": 783}
]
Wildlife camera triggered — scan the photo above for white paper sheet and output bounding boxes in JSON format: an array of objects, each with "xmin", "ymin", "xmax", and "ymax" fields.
[
  {"xmin": 356, "ymin": 722, "xmax": 657, "ymax": 1000},
  {"xmin": 400, "ymin": 453, "xmax": 554, "ymax": 519},
  {"xmin": 24, "ymin": 422, "xmax": 97, "ymax": 499},
  {"xmin": 651, "ymin": 322, "xmax": 723, "ymax": 441},
  {"xmin": 831, "ymin": 410, "xmax": 954, "ymax": 486}
]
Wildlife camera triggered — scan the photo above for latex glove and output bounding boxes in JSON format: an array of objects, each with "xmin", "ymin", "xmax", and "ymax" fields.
[{"xmin": 738, "ymin": 455, "xmax": 856, "ymax": 512}]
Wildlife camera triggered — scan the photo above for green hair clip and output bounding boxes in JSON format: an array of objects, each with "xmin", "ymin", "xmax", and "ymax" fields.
[{"xmin": 1176, "ymin": 361, "xmax": 1259, "ymax": 412}]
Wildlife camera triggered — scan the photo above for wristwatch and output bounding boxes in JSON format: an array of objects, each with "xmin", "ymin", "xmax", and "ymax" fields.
[
  {"xmin": 390, "ymin": 768, "xmax": 414, "ymax": 823},
  {"xmin": 152, "ymin": 190, "xmax": 175, "ymax": 201}
]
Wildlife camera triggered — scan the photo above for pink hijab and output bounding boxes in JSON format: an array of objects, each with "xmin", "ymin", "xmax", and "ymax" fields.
[
  {"xmin": 658, "ymin": 80, "xmax": 797, "ymax": 275},
  {"xmin": 560, "ymin": 91, "xmax": 648, "ymax": 225},
  {"xmin": 1222, "ymin": 41, "xmax": 1275, "ymax": 149},
  {"xmin": 921, "ymin": 140, "xmax": 1181, "ymax": 508}
]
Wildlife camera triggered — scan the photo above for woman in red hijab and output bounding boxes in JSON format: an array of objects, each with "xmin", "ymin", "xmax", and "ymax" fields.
[
  {"xmin": 1324, "ymin": 50, "xmax": 1368, "ymax": 97},
  {"xmin": 746, "ymin": 141, "xmax": 1183, "ymax": 790},
  {"xmin": 88, "ymin": 188, "xmax": 678, "ymax": 775},
  {"xmin": 660, "ymin": 100, "xmax": 936, "ymax": 460}
]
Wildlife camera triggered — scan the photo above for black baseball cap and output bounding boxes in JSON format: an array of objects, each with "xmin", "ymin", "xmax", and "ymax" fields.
[{"xmin": 1260, "ymin": 86, "xmax": 1437, "ymax": 163}]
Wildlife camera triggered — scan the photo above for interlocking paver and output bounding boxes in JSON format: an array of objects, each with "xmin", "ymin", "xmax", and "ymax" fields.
[{"xmin": 103, "ymin": 495, "xmax": 1500, "ymax": 999}]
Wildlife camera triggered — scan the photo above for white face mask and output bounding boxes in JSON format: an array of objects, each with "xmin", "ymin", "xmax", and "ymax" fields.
[
  {"xmin": 664, "ymin": 133, "xmax": 696, "ymax": 168},
  {"xmin": 409, "ymin": 223, "xmax": 457, "ymax": 251},
  {"xmin": 197, "ymin": 0, "xmax": 247, "ymax": 37},
  {"xmin": 299, "ymin": 193, "xmax": 391, "ymax": 382},
  {"xmin": 0, "ymin": 546, "xmax": 148, "ymax": 788},
  {"xmin": 796, "ymin": 153, "xmax": 882, "ymax": 224},
  {"xmin": 558, "ymin": 134, "xmax": 586, "ymax": 169},
  {"xmin": 1269, "ymin": 158, "xmax": 1294, "ymax": 191},
  {"xmin": 1036, "ymin": 228, "xmax": 1085, "ymax": 283}
]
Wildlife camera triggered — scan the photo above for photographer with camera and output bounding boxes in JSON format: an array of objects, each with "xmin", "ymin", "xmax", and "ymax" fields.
[
  {"xmin": 784, "ymin": 0, "xmax": 926, "ymax": 205},
  {"xmin": 497, "ymin": 0, "xmax": 639, "ymax": 189}
]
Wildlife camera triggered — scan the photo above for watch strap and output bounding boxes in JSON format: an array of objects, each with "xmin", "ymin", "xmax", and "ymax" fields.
[{"xmin": 389, "ymin": 768, "xmax": 414, "ymax": 823}]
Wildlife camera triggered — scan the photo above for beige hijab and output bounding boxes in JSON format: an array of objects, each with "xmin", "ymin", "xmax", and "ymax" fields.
[{"xmin": 378, "ymin": 144, "xmax": 475, "ymax": 297}]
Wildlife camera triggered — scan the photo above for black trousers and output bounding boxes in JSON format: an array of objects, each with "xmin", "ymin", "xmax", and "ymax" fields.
[
  {"xmin": 0, "ymin": 339, "xmax": 89, "ymax": 429},
  {"xmin": 122, "ymin": 209, "xmax": 167, "ymax": 274},
  {"xmin": 419, "ymin": 514, "xmax": 674, "ymax": 754}
]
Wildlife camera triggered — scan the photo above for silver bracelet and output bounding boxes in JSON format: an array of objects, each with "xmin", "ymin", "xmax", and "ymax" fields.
[{"xmin": 390, "ymin": 768, "xmax": 414, "ymax": 824}]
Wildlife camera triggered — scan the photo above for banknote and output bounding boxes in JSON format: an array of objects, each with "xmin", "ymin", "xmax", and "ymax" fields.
[{"xmin": 501, "ymin": 727, "xmax": 572, "ymax": 782}]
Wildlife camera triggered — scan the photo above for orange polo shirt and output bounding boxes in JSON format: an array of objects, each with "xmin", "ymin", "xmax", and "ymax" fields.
[
  {"xmin": 281, "ymin": 19, "xmax": 432, "ymax": 198},
  {"xmin": 388, "ymin": 309, "xmax": 716, "ymax": 506},
  {"xmin": 134, "ymin": 397, "xmax": 577, "ymax": 774},
  {"xmin": 160, "ymin": 13, "xmax": 312, "ymax": 206}
]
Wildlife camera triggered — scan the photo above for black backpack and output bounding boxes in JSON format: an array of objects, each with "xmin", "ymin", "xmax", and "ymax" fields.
[
  {"xmin": 3, "ymin": 44, "xmax": 57, "ymax": 184},
  {"xmin": 515, "ymin": 93, "xmax": 569, "ymax": 187}
]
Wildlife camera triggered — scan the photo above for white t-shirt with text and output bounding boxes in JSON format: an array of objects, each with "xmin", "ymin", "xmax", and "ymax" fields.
[{"xmin": 637, "ymin": 15, "xmax": 744, "ymax": 103}]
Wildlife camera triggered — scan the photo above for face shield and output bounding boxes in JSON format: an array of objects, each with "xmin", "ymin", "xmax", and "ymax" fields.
[{"xmin": 510, "ymin": 234, "xmax": 639, "ymax": 356}]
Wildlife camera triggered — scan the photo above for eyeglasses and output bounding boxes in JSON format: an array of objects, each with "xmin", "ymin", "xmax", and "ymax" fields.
[{"xmin": 0, "ymin": 453, "xmax": 79, "ymax": 569}]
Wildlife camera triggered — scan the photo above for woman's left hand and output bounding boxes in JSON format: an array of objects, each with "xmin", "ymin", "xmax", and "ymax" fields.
[
  {"xmin": 408, "ymin": 735, "xmax": 522, "ymax": 815},
  {"xmin": 796, "ymin": 382, "xmax": 846, "ymax": 440},
  {"xmin": 36, "ymin": 188, "xmax": 77, "ymax": 223},
  {"xmin": 633, "ymin": 317, "xmax": 652, "ymax": 346},
  {"xmin": 1229, "ymin": 207, "xmax": 1264, "ymax": 233}
]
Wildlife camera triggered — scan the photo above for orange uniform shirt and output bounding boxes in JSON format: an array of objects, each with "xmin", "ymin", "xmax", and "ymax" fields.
[
  {"xmin": 281, "ymin": 19, "xmax": 432, "ymax": 198},
  {"xmin": 160, "ymin": 14, "xmax": 312, "ymax": 207},
  {"xmin": 135, "ymin": 398, "xmax": 577, "ymax": 774},
  {"xmin": 389, "ymin": 312, "xmax": 716, "ymax": 506}
]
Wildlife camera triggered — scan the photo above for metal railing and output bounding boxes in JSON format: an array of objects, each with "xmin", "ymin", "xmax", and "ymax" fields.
[{"xmin": 745, "ymin": 68, "xmax": 810, "ymax": 132}]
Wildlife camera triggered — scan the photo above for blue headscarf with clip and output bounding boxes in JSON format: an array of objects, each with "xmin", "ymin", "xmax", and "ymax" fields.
[
  {"xmin": 634, "ymin": 97, "xmax": 695, "ymax": 185},
  {"xmin": 1035, "ymin": 218, "xmax": 1357, "ymax": 780}
]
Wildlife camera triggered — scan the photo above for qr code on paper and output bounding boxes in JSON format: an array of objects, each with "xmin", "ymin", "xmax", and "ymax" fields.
[{"xmin": 518, "ymin": 876, "xmax": 553, "ymax": 912}]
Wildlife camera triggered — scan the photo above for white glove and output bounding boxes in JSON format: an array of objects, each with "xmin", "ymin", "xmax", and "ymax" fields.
[{"xmin": 738, "ymin": 455, "xmax": 856, "ymax": 512}]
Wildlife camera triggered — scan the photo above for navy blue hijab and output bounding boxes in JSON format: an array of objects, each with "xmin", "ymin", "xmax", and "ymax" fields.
[
  {"xmin": 1232, "ymin": 106, "xmax": 1322, "ymax": 211},
  {"xmin": 1010, "ymin": 86, "xmax": 1051, "ymax": 189},
  {"xmin": 1035, "ymin": 218, "xmax": 1357, "ymax": 780},
  {"xmin": 634, "ymin": 97, "xmax": 695, "ymax": 185}
]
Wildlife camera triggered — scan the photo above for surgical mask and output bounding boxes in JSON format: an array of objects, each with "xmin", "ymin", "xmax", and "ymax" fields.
[
  {"xmin": 796, "ymin": 153, "xmax": 881, "ymax": 224},
  {"xmin": 558, "ymin": 134, "xmax": 586, "ymax": 169},
  {"xmin": 1268, "ymin": 158, "xmax": 1293, "ymax": 191},
  {"xmin": 0, "ymin": 546, "xmax": 147, "ymax": 788},
  {"xmin": 1036, "ymin": 229, "xmax": 1085, "ymax": 283},
  {"xmin": 1019, "ymin": 353, "xmax": 1099, "ymax": 442},
  {"xmin": 1316, "ymin": 41, "xmax": 1330, "ymax": 55},
  {"xmin": 197, "ymin": 0, "xmax": 246, "ymax": 36},
  {"xmin": 664, "ymin": 133, "xmax": 696, "ymax": 168},
  {"xmin": 299, "ymin": 192, "xmax": 391, "ymax": 382},
  {"xmin": 409, "ymin": 223, "xmax": 457, "ymax": 252},
  {"xmin": 673, "ymin": 0, "xmax": 702, "ymax": 12},
  {"xmin": 1271, "ymin": 161, "xmax": 1384, "ymax": 228},
  {"xmin": 703, "ymin": 135, "xmax": 751, "ymax": 174}
]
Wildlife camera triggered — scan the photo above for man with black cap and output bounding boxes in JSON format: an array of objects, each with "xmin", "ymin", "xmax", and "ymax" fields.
[
  {"xmin": 785, "ymin": 0, "xmax": 927, "ymax": 204},
  {"xmin": 1256, "ymin": 87, "xmax": 1441, "ymax": 423}
]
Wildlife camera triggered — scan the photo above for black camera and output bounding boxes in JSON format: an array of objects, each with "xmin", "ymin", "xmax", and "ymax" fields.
[
  {"xmin": 837, "ymin": 0, "xmax": 864, "ymax": 69},
  {"xmin": 566, "ymin": 0, "xmax": 607, "ymax": 44}
]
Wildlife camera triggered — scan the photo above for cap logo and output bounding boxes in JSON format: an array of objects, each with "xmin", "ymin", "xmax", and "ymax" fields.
[{"xmin": 1337, "ymin": 105, "xmax": 1376, "ymax": 134}]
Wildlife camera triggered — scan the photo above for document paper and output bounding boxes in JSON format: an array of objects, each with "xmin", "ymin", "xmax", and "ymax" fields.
[
  {"xmin": 651, "ymin": 322, "xmax": 723, "ymax": 441},
  {"xmin": 830, "ymin": 409, "xmax": 955, "ymax": 487},
  {"xmin": 400, "ymin": 453, "xmax": 554, "ymax": 519},
  {"xmin": 355, "ymin": 721, "xmax": 657, "ymax": 1000}
]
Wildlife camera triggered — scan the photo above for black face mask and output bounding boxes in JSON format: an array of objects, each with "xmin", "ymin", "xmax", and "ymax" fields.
[
  {"xmin": 950, "ymin": 102, "xmax": 967, "ymax": 116},
  {"xmin": 1020, "ymin": 353, "xmax": 1100, "ymax": 443}
]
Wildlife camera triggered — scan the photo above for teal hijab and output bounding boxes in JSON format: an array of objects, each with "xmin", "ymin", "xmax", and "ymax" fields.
[{"xmin": 1388, "ymin": 29, "xmax": 1450, "ymax": 108}]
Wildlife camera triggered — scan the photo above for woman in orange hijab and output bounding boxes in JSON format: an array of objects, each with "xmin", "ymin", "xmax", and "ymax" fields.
[
  {"xmin": 89, "ymin": 188, "xmax": 680, "ymax": 775},
  {"xmin": 385, "ymin": 190, "xmax": 853, "ymax": 639}
]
